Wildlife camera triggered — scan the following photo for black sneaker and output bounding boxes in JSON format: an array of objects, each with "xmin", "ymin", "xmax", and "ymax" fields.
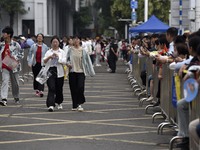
[
  {"xmin": 0, "ymin": 99, "xmax": 7, "ymax": 106},
  {"xmin": 14, "ymin": 98, "xmax": 20, "ymax": 104}
]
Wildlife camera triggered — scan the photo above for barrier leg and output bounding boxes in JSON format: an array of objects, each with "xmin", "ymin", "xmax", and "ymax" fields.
[
  {"xmin": 139, "ymin": 97, "xmax": 148, "ymax": 107},
  {"xmin": 160, "ymin": 122, "xmax": 176, "ymax": 135},
  {"xmin": 134, "ymin": 88, "xmax": 142, "ymax": 96},
  {"xmin": 137, "ymin": 90, "xmax": 146, "ymax": 100},
  {"xmin": 152, "ymin": 111, "xmax": 165, "ymax": 123},
  {"xmin": 145, "ymin": 105, "xmax": 160, "ymax": 114},
  {"xmin": 169, "ymin": 136, "xmax": 185, "ymax": 150},
  {"xmin": 132, "ymin": 84, "xmax": 140, "ymax": 89},
  {"xmin": 130, "ymin": 79, "xmax": 137, "ymax": 85}
]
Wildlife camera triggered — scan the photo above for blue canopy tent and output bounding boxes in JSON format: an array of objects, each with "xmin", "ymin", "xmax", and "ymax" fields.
[{"xmin": 129, "ymin": 15, "xmax": 170, "ymax": 33}]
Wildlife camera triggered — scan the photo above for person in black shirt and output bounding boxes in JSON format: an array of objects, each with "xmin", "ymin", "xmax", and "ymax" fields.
[{"xmin": 108, "ymin": 39, "xmax": 118, "ymax": 73}]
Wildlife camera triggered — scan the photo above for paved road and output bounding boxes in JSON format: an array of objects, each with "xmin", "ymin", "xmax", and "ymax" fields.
[{"xmin": 0, "ymin": 61, "xmax": 174, "ymax": 150}]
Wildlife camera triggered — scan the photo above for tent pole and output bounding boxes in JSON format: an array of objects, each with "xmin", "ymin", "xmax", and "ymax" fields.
[{"xmin": 144, "ymin": 0, "xmax": 148, "ymax": 22}]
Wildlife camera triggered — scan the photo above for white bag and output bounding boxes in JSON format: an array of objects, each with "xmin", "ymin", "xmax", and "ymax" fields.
[
  {"xmin": 2, "ymin": 55, "xmax": 19, "ymax": 70},
  {"xmin": 36, "ymin": 63, "xmax": 51, "ymax": 84}
]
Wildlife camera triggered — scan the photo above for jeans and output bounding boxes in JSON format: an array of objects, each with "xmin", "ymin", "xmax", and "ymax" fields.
[
  {"xmin": 177, "ymin": 98, "xmax": 189, "ymax": 137},
  {"xmin": 1, "ymin": 69, "xmax": 19, "ymax": 99}
]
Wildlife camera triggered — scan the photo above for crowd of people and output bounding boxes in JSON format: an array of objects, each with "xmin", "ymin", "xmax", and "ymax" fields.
[
  {"xmin": 125, "ymin": 27, "xmax": 200, "ymax": 149},
  {"xmin": 0, "ymin": 26, "xmax": 128, "ymax": 112},
  {"xmin": 1, "ymin": 25, "xmax": 200, "ymax": 149},
  {"xmin": 0, "ymin": 26, "xmax": 97, "ymax": 112}
]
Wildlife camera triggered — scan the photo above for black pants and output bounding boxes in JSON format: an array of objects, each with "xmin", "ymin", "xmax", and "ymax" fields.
[
  {"xmin": 156, "ymin": 80, "xmax": 161, "ymax": 98},
  {"xmin": 122, "ymin": 50, "xmax": 127, "ymax": 61},
  {"xmin": 90, "ymin": 55, "xmax": 95, "ymax": 65},
  {"xmin": 108, "ymin": 56, "xmax": 116, "ymax": 72},
  {"xmin": 32, "ymin": 63, "xmax": 44, "ymax": 91},
  {"xmin": 140, "ymin": 70, "xmax": 146, "ymax": 86},
  {"xmin": 69, "ymin": 72, "xmax": 85, "ymax": 108},
  {"xmin": 46, "ymin": 67, "xmax": 64, "ymax": 107}
]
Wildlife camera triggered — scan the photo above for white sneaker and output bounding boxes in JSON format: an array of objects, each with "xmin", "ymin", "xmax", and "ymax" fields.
[
  {"xmin": 0, "ymin": 100, "xmax": 7, "ymax": 106},
  {"xmin": 107, "ymin": 68, "xmax": 111, "ymax": 72},
  {"xmin": 48, "ymin": 106, "xmax": 54, "ymax": 112},
  {"xmin": 77, "ymin": 105, "xmax": 84, "ymax": 111},
  {"xmin": 146, "ymin": 96, "xmax": 154, "ymax": 102},
  {"xmin": 57, "ymin": 104, "xmax": 63, "ymax": 110},
  {"xmin": 71, "ymin": 108, "xmax": 77, "ymax": 111}
]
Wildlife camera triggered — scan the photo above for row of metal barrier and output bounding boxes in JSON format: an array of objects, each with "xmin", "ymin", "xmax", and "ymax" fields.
[{"xmin": 126, "ymin": 53, "xmax": 199, "ymax": 150}]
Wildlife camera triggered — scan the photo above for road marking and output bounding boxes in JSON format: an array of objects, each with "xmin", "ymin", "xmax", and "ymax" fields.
[
  {"xmin": 0, "ymin": 130, "xmax": 157, "ymax": 145},
  {"xmin": 10, "ymin": 107, "xmax": 144, "ymax": 116}
]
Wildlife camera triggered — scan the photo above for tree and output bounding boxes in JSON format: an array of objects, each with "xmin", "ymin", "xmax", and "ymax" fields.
[
  {"xmin": 73, "ymin": 6, "xmax": 92, "ymax": 35},
  {"xmin": 92, "ymin": 0, "xmax": 170, "ymax": 38},
  {"xmin": 110, "ymin": 0, "xmax": 170, "ymax": 38},
  {"xmin": 111, "ymin": 0, "xmax": 131, "ymax": 38},
  {"xmin": 137, "ymin": 0, "xmax": 170, "ymax": 23},
  {"xmin": 0, "ymin": 0, "xmax": 26, "ymax": 27},
  {"xmin": 94, "ymin": 0, "xmax": 114, "ymax": 36}
]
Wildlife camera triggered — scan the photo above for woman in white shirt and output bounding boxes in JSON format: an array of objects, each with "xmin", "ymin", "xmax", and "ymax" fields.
[{"xmin": 43, "ymin": 36, "xmax": 66, "ymax": 112}]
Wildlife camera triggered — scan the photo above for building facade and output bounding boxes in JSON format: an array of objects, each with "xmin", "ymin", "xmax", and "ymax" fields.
[
  {"xmin": 189, "ymin": 0, "xmax": 200, "ymax": 32},
  {"xmin": 0, "ymin": 0, "xmax": 79, "ymax": 37},
  {"xmin": 170, "ymin": 0, "xmax": 200, "ymax": 33}
]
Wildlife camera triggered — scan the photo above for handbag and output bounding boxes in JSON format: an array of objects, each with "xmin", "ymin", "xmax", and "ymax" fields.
[
  {"xmin": 2, "ymin": 55, "xmax": 19, "ymax": 70},
  {"xmin": 36, "ymin": 62, "xmax": 51, "ymax": 84}
]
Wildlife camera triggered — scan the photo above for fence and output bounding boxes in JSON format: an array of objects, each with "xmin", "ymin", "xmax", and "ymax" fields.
[{"xmin": 127, "ymin": 53, "xmax": 200, "ymax": 150}]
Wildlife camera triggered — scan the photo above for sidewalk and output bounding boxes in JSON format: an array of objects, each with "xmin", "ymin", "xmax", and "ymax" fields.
[{"xmin": 0, "ymin": 61, "xmax": 174, "ymax": 150}]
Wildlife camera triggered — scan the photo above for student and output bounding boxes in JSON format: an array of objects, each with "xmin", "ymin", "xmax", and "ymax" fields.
[
  {"xmin": 43, "ymin": 36, "xmax": 66, "ymax": 112},
  {"xmin": 0, "ymin": 26, "xmax": 24, "ymax": 106},
  {"xmin": 27, "ymin": 33, "xmax": 49, "ymax": 97},
  {"xmin": 67, "ymin": 36, "xmax": 95, "ymax": 111}
]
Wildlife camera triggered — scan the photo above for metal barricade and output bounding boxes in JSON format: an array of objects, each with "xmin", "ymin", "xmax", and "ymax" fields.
[
  {"xmin": 145, "ymin": 63, "xmax": 159, "ymax": 114},
  {"xmin": 139, "ymin": 57, "xmax": 154, "ymax": 106},
  {"xmin": 130, "ymin": 53, "xmax": 140, "ymax": 91},
  {"xmin": 189, "ymin": 88, "xmax": 200, "ymax": 150},
  {"xmin": 157, "ymin": 64, "xmax": 177, "ymax": 134},
  {"xmin": 19, "ymin": 48, "xmax": 33, "ymax": 83}
]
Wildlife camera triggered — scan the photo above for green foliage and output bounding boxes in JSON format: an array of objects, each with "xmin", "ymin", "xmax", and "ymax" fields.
[
  {"xmin": 111, "ymin": 0, "xmax": 131, "ymax": 19},
  {"xmin": 0, "ymin": 0, "xmax": 26, "ymax": 27},
  {"xmin": 137, "ymin": 0, "xmax": 170, "ymax": 23},
  {"xmin": 111, "ymin": 0, "xmax": 132, "ymax": 37},
  {"xmin": 94, "ymin": 0, "xmax": 114, "ymax": 35},
  {"xmin": 73, "ymin": 7, "xmax": 92, "ymax": 35},
  {"xmin": 80, "ymin": 0, "xmax": 170, "ymax": 37}
]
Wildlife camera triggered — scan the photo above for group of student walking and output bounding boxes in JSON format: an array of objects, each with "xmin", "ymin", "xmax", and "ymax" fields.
[{"xmin": 0, "ymin": 26, "xmax": 95, "ymax": 112}]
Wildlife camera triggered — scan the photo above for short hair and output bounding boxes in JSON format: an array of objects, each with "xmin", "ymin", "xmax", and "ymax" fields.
[
  {"xmin": 2, "ymin": 26, "xmax": 14, "ymax": 38},
  {"xmin": 166, "ymin": 27, "xmax": 178, "ymax": 38}
]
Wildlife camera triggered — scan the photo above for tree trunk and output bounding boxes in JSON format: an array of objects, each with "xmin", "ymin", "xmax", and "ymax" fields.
[{"xmin": 9, "ymin": 12, "xmax": 15, "ymax": 28}]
